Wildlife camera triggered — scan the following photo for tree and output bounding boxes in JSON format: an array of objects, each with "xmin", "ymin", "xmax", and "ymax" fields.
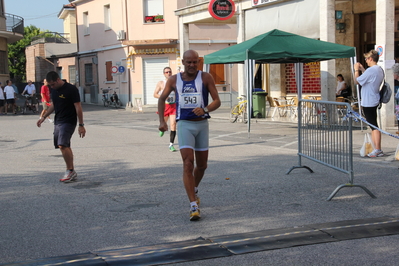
[{"xmin": 8, "ymin": 25, "xmax": 43, "ymax": 82}]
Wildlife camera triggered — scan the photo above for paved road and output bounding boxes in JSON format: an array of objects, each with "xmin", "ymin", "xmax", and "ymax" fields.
[{"xmin": 1, "ymin": 104, "xmax": 399, "ymax": 265}]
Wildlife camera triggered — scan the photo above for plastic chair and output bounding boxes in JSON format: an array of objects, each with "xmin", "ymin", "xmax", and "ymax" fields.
[
  {"xmin": 266, "ymin": 96, "xmax": 276, "ymax": 117},
  {"xmin": 273, "ymin": 97, "xmax": 292, "ymax": 117},
  {"xmin": 336, "ymin": 96, "xmax": 347, "ymax": 117}
]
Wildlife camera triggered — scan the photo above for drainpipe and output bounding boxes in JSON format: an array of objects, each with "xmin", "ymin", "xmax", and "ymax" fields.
[
  {"xmin": 125, "ymin": 0, "xmax": 131, "ymax": 105},
  {"xmin": 73, "ymin": 2, "xmax": 83, "ymax": 102}
]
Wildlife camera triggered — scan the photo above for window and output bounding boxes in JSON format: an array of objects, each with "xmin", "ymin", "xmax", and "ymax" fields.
[
  {"xmin": 104, "ymin": 5, "xmax": 111, "ymax": 30},
  {"xmin": 105, "ymin": 61, "xmax": 113, "ymax": 81},
  {"xmin": 0, "ymin": 1, "xmax": 4, "ymax": 16},
  {"xmin": 69, "ymin": 66, "xmax": 76, "ymax": 85},
  {"xmin": 0, "ymin": 51, "xmax": 7, "ymax": 74},
  {"xmin": 85, "ymin": 63, "xmax": 93, "ymax": 84},
  {"xmin": 144, "ymin": 0, "xmax": 163, "ymax": 22},
  {"xmin": 83, "ymin": 11, "xmax": 89, "ymax": 35}
]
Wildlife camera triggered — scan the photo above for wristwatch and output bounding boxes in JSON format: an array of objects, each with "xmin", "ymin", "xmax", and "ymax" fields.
[
  {"xmin": 79, "ymin": 123, "xmax": 85, "ymax": 127},
  {"xmin": 203, "ymin": 107, "xmax": 209, "ymax": 113}
]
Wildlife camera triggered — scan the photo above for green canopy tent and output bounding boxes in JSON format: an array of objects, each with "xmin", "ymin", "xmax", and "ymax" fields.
[
  {"xmin": 204, "ymin": 29, "xmax": 356, "ymax": 134},
  {"xmin": 204, "ymin": 29, "xmax": 355, "ymax": 64}
]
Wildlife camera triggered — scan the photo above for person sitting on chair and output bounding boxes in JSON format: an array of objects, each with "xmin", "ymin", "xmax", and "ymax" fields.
[{"xmin": 336, "ymin": 74, "xmax": 347, "ymax": 97}]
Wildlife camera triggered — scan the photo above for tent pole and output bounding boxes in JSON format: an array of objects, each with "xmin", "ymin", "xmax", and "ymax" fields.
[
  {"xmin": 229, "ymin": 64, "xmax": 233, "ymax": 109},
  {"xmin": 245, "ymin": 50, "xmax": 254, "ymax": 138},
  {"xmin": 295, "ymin": 63, "xmax": 304, "ymax": 165}
]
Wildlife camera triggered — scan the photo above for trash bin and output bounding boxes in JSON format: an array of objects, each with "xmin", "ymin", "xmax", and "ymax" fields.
[{"xmin": 252, "ymin": 90, "xmax": 268, "ymax": 118}]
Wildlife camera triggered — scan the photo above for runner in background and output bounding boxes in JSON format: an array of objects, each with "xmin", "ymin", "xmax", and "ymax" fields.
[
  {"xmin": 154, "ymin": 67, "xmax": 177, "ymax": 152},
  {"xmin": 40, "ymin": 79, "xmax": 53, "ymax": 123}
]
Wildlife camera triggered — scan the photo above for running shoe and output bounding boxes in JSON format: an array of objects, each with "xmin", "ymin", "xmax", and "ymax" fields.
[
  {"xmin": 60, "ymin": 170, "xmax": 77, "ymax": 183},
  {"xmin": 367, "ymin": 149, "xmax": 384, "ymax": 158},
  {"xmin": 190, "ymin": 206, "xmax": 201, "ymax": 221},
  {"xmin": 169, "ymin": 145, "xmax": 177, "ymax": 152}
]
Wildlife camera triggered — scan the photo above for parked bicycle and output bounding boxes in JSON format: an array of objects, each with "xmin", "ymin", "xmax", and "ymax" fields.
[
  {"xmin": 101, "ymin": 87, "xmax": 122, "ymax": 108},
  {"xmin": 101, "ymin": 88, "xmax": 111, "ymax": 107},
  {"xmin": 22, "ymin": 94, "xmax": 39, "ymax": 114},
  {"xmin": 230, "ymin": 95, "xmax": 248, "ymax": 123}
]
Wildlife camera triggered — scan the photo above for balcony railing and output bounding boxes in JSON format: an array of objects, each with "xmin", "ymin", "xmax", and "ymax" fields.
[
  {"xmin": 31, "ymin": 32, "xmax": 70, "ymax": 45},
  {"xmin": 5, "ymin": 13, "xmax": 24, "ymax": 35}
]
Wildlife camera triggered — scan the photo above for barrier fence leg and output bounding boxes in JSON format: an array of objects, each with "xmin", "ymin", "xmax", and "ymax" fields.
[
  {"xmin": 327, "ymin": 183, "xmax": 377, "ymax": 201},
  {"xmin": 286, "ymin": 155, "xmax": 314, "ymax": 174},
  {"xmin": 286, "ymin": 165, "xmax": 314, "ymax": 175}
]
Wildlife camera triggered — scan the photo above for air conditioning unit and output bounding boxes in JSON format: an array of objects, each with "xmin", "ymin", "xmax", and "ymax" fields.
[{"xmin": 117, "ymin": 30, "xmax": 126, "ymax": 41}]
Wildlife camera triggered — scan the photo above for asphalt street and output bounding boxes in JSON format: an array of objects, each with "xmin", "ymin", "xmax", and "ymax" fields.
[{"xmin": 1, "ymin": 103, "xmax": 399, "ymax": 265}]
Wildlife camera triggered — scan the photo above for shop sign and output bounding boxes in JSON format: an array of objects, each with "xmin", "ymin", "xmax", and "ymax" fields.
[
  {"xmin": 208, "ymin": 0, "xmax": 235, "ymax": 21},
  {"xmin": 252, "ymin": 0, "xmax": 289, "ymax": 7}
]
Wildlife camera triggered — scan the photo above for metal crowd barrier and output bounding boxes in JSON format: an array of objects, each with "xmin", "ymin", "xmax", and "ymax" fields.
[{"xmin": 287, "ymin": 99, "xmax": 376, "ymax": 201}]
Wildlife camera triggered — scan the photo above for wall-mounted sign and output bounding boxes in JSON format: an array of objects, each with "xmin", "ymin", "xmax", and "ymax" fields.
[
  {"xmin": 375, "ymin": 45, "xmax": 384, "ymax": 58},
  {"xmin": 252, "ymin": 0, "xmax": 288, "ymax": 7},
  {"xmin": 208, "ymin": 0, "xmax": 235, "ymax": 21},
  {"xmin": 375, "ymin": 44, "xmax": 387, "ymax": 68},
  {"xmin": 111, "ymin": 66, "xmax": 118, "ymax": 74}
]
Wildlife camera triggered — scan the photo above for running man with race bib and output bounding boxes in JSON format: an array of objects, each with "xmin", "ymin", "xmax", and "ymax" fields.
[{"xmin": 158, "ymin": 50, "xmax": 221, "ymax": 221}]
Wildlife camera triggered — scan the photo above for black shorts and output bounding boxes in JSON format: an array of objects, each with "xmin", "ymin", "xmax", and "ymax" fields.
[
  {"xmin": 0, "ymin": 99, "xmax": 4, "ymax": 107},
  {"xmin": 6, "ymin": 99, "xmax": 14, "ymax": 105},
  {"xmin": 53, "ymin": 123, "xmax": 76, "ymax": 148},
  {"xmin": 362, "ymin": 106, "xmax": 378, "ymax": 130}
]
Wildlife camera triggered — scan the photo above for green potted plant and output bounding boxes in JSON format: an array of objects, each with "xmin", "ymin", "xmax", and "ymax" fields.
[{"xmin": 155, "ymin": 15, "xmax": 164, "ymax": 22}]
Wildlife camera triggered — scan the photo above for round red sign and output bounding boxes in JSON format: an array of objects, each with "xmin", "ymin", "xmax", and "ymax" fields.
[
  {"xmin": 208, "ymin": 0, "xmax": 236, "ymax": 21},
  {"xmin": 111, "ymin": 66, "xmax": 118, "ymax": 74}
]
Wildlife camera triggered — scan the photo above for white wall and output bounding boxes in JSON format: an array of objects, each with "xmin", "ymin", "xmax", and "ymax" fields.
[{"xmin": 244, "ymin": 0, "xmax": 320, "ymax": 39}]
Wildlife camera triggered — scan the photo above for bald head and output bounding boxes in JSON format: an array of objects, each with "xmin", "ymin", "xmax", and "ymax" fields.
[
  {"xmin": 183, "ymin": 50, "xmax": 199, "ymax": 60},
  {"xmin": 182, "ymin": 50, "xmax": 200, "ymax": 76}
]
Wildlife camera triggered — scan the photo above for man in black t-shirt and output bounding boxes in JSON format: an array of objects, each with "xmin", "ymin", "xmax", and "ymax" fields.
[{"xmin": 37, "ymin": 71, "xmax": 86, "ymax": 183}]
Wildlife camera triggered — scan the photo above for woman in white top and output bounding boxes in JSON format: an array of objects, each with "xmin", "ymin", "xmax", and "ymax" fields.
[
  {"xmin": 336, "ymin": 74, "xmax": 347, "ymax": 97},
  {"xmin": 354, "ymin": 50, "xmax": 384, "ymax": 157}
]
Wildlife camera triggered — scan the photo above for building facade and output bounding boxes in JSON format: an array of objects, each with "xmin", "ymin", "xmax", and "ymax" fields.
[
  {"xmin": 67, "ymin": 0, "xmax": 237, "ymax": 107},
  {"xmin": 177, "ymin": 0, "xmax": 398, "ymax": 129},
  {"xmin": 0, "ymin": 0, "xmax": 24, "ymax": 84}
]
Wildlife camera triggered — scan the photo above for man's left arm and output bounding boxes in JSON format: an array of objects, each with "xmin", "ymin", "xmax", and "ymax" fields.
[
  {"xmin": 202, "ymin": 72, "xmax": 221, "ymax": 112},
  {"xmin": 74, "ymin": 102, "xmax": 86, "ymax": 138},
  {"xmin": 193, "ymin": 72, "xmax": 221, "ymax": 117},
  {"xmin": 205, "ymin": 73, "xmax": 221, "ymax": 110}
]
